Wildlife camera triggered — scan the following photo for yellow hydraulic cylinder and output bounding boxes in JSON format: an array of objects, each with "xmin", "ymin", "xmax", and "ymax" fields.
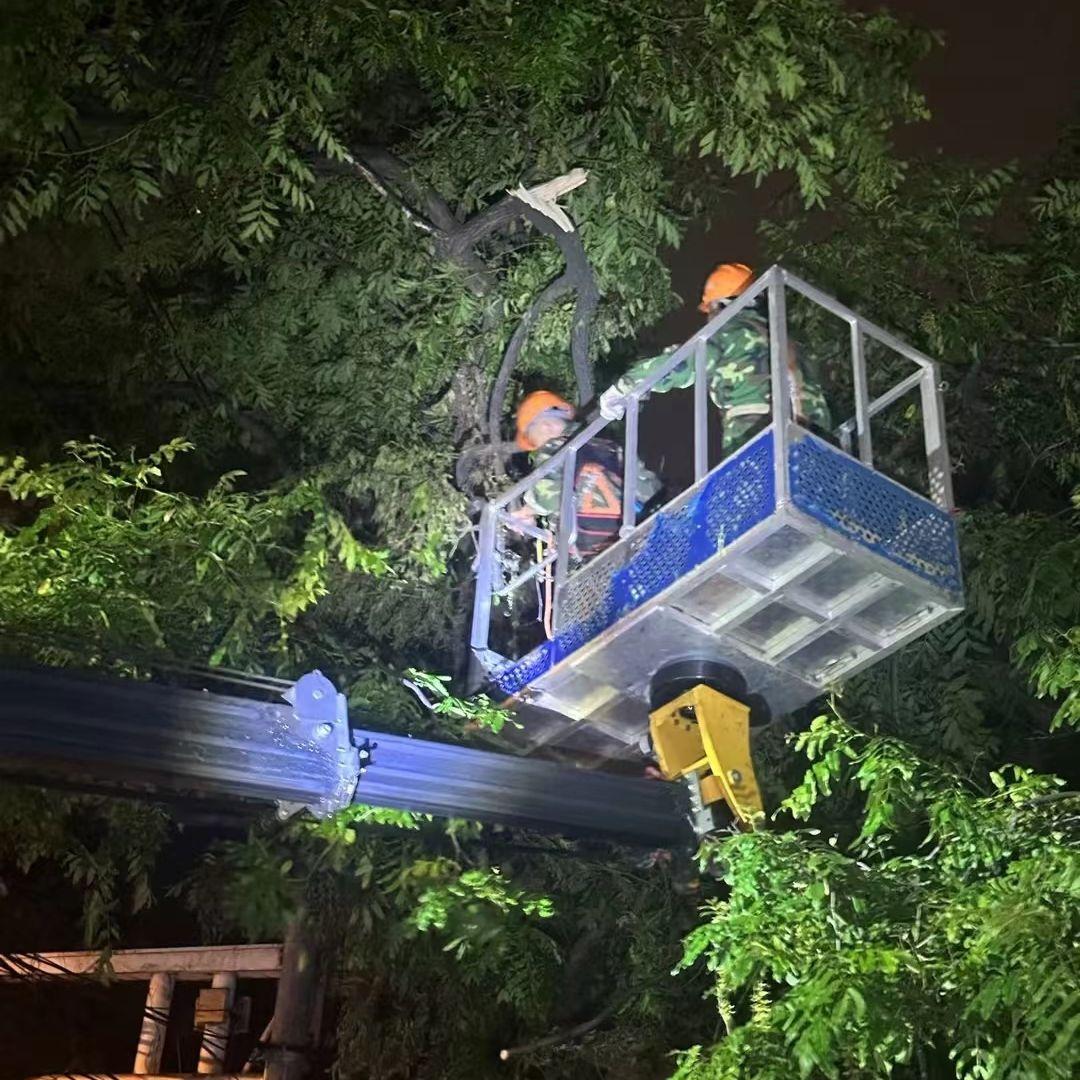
[{"xmin": 648, "ymin": 683, "xmax": 763, "ymax": 828}]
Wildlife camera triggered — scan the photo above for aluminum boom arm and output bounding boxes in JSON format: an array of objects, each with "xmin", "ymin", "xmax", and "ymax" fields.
[{"xmin": 0, "ymin": 661, "xmax": 686, "ymax": 847}]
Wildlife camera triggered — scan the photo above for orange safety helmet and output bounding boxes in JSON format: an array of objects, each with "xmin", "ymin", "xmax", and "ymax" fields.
[
  {"xmin": 515, "ymin": 390, "xmax": 574, "ymax": 451},
  {"xmin": 698, "ymin": 262, "xmax": 754, "ymax": 312}
]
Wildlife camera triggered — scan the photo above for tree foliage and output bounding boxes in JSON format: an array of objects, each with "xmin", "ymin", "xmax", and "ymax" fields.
[
  {"xmin": 172, "ymin": 804, "xmax": 706, "ymax": 1079},
  {"xmin": 3, "ymin": 4, "xmax": 1080, "ymax": 1080},
  {"xmin": 1, "ymin": 0, "xmax": 935, "ymax": 667},
  {"xmin": 0, "ymin": 437, "xmax": 387, "ymax": 671},
  {"xmin": 0, "ymin": 786, "xmax": 169, "ymax": 952},
  {"xmin": 673, "ymin": 715, "xmax": 1080, "ymax": 1080}
]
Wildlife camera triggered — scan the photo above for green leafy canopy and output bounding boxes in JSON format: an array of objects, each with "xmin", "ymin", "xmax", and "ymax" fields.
[{"xmin": 674, "ymin": 714, "xmax": 1080, "ymax": 1080}]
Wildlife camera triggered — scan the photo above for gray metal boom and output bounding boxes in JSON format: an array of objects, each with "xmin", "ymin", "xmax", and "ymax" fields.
[{"xmin": 0, "ymin": 661, "xmax": 686, "ymax": 846}]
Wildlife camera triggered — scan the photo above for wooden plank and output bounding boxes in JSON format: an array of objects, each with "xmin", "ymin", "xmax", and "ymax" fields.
[
  {"xmin": 29, "ymin": 1074, "xmax": 247, "ymax": 1079},
  {"xmin": 197, "ymin": 973, "xmax": 237, "ymax": 1074},
  {"xmin": 0, "ymin": 944, "xmax": 283, "ymax": 981}
]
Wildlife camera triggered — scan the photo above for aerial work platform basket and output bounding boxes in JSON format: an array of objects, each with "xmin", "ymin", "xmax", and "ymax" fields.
[{"xmin": 470, "ymin": 266, "xmax": 963, "ymax": 758}]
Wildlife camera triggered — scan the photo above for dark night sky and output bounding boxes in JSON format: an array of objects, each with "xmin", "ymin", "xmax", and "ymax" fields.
[{"xmin": 885, "ymin": 0, "xmax": 1079, "ymax": 162}]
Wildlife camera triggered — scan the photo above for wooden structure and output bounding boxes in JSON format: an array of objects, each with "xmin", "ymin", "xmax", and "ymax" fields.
[{"xmin": 1, "ymin": 933, "xmax": 322, "ymax": 1080}]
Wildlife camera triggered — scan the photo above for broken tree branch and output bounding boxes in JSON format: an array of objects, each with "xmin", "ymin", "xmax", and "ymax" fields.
[
  {"xmin": 508, "ymin": 168, "xmax": 589, "ymax": 232},
  {"xmin": 314, "ymin": 146, "xmax": 599, "ymax": 464},
  {"xmin": 516, "ymin": 203, "xmax": 599, "ymax": 405},
  {"xmin": 486, "ymin": 271, "xmax": 575, "ymax": 444}
]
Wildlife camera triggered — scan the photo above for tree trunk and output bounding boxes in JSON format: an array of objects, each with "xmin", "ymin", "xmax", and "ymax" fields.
[{"xmin": 265, "ymin": 918, "xmax": 322, "ymax": 1080}]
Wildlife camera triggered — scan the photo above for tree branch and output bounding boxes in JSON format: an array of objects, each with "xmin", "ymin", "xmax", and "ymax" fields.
[
  {"xmin": 516, "ymin": 204, "xmax": 598, "ymax": 405},
  {"xmin": 353, "ymin": 145, "xmax": 458, "ymax": 233},
  {"xmin": 314, "ymin": 148, "xmax": 600, "ymax": 461},
  {"xmin": 351, "ymin": 159, "xmax": 436, "ymax": 233},
  {"xmin": 443, "ymin": 195, "xmax": 525, "ymax": 258},
  {"xmin": 313, "ymin": 154, "xmax": 439, "ymax": 235},
  {"xmin": 454, "ymin": 440, "xmax": 520, "ymax": 493},
  {"xmin": 486, "ymin": 271, "xmax": 574, "ymax": 444},
  {"xmin": 315, "ymin": 146, "xmax": 496, "ymax": 292},
  {"xmin": 499, "ymin": 996, "xmax": 620, "ymax": 1061},
  {"xmin": 476, "ymin": 198, "xmax": 599, "ymax": 460}
]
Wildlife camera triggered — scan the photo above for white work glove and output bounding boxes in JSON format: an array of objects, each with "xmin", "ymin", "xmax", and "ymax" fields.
[{"xmin": 599, "ymin": 385, "xmax": 626, "ymax": 421}]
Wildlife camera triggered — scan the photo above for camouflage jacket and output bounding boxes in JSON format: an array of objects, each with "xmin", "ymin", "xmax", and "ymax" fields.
[
  {"xmin": 613, "ymin": 308, "xmax": 831, "ymax": 452},
  {"xmin": 524, "ymin": 427, "xmax": 663, "ymax": 520}
]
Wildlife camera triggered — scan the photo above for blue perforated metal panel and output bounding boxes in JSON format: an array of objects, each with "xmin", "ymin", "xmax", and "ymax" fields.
[
  {"xmin": 608, "ymin": 431, "xmax": 775, "ymax": 614},
  {"xmin": 493, "ymin": 432, "xmax": 777, "ymax": 697},
  {"xmin": 789, "ymin": 435, "xmax": 962, "ymax": 594},
  {"xmin": 491, "ymin": 642, "xmax": 554, "ymax": 697}
]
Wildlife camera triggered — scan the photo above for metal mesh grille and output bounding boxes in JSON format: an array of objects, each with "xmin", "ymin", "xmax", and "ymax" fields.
[
  {"xmin": 615, "ymin": 508, "xmax": 697, "ymax": 608},
  {"xmin": 704, "ymin": 443, "xmax": 777, "ymax": 545},
  {"xmin": 557, "ymin": 552, "xmax": 625, "ymax": 643},
  {"xmin": 612, "ymin": 432, "xmax": 775, "ymax": 612},
  {"xmin": 491, "ymin": 642, "xmax": 553, "ymax": 697},
  {"xmin": 789, "ymin": 435, "xmax": 961, "ymax": 594},
  {"xmin": 493, "ymin": 432, "xmax": 776, "ymax": 696}
]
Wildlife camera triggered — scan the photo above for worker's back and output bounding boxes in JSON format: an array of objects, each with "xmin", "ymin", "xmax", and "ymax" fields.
[
  {"xmin": 528, "ymin": 429, "xmax": 662, "ymax": 558},
  {"xmin": 613, "ymin": 299, "xmax": 831, "ymax": 455}
]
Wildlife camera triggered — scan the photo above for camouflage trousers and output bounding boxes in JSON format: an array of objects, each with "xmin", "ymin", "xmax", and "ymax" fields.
[{"xmin": 718, "ymin": 366, "xmax": 833, "ymax": 453}]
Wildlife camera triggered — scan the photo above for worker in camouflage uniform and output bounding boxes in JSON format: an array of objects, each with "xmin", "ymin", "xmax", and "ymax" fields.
[
  {"xmin": 600, "ymin": 263, "xmax": 831, "ymax": 452},
  {"xmin": 512, "ymin": 391, "xmax": 662, "ymax": 560}
]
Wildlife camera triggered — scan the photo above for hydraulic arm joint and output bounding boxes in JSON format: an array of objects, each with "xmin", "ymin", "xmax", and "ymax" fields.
[{"xmin": 648, "ymin": 662, "xmax": 764, "ymax": 836}]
